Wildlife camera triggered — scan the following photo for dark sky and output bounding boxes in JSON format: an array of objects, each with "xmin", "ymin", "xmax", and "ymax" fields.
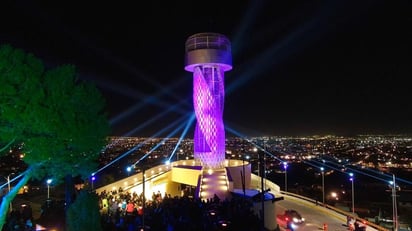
[{"xmin": 1, "ymin": 0, "xmax": 411, "ymax": 137}]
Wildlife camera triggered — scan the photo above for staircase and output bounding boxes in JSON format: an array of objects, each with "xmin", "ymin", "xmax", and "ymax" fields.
[{"xmin": 199, "ymin": 168, "xmax": 230, "ymax": 201}]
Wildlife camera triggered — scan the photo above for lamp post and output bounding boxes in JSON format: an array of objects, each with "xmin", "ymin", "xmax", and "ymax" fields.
[
  {"xmin": 47, "ymin": 179, "xmax": 52, "ymax": 200},
  {"xmin": 283, "ymin": 162, "xmax": 288, "ymax": 192},
  {"xmin": 242, "ymin": 155, "xmax": 246, "ymax": 196},
  {"xmin": 389, "ymin": 174, "xmax": 398, "ymax": 231},
  {"xmin": 6, "ymin": 173, "xmax": 14, "ymax": 211},
  {"xmin": 242, "ymin": 155, "xmax": 250, "ymax": 196},
  {"xmin": 253, "ymin": 147, "xmax": 258, "ymax": 177},
  {"xmin": 258, "ymin": 149, "xmax": 265, "ymax": 231},
  {"xmin": 320, "ymin": 167, "xmax": 325, "ymax": 205},
  {"xmin": 349, "ymin": 173, "xmax": 354, "ymax": 214},
  {"xmin": 142, "ymin": 166, "xmax": 146, "ymax": 230},
  {"xmin": 178, "ymin": 149, "xmax": 183, "ymax": 161},
  {"xmin": 91, "ymin": 176, "xmax": 96, "ymax": 191},
  {"xmin": 126, "ymin": 166, "xmax": 132, "ymax": 176}
]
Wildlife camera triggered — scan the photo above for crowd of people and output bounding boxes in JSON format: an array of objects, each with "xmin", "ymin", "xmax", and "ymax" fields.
[
  {"xmin": 3, "ymin": 203, "xmax": 34, "ymax": 231},
  {"xmin": 2, "ymin": 187, "xmax": 266, "ymax": 231},
  {"xmin": 97, "ymin": 188, "xmax": 262, "ymax": 231}
]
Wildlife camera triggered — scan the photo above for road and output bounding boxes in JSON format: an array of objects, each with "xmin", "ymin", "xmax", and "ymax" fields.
[{"xmin": 275, "ymin": 195, "xmax": 350, "ymax": 231}]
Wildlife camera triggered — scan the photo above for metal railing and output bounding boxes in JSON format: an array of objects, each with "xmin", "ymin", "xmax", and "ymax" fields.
[{"xmin": 251, "ymin": 174, "xmax": 390, "ymax": 231}]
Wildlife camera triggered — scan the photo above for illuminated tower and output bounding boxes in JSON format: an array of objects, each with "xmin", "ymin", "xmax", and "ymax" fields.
[{"xmin": 184, "ymin": 32, "xmax": 232, "ymax": 169}]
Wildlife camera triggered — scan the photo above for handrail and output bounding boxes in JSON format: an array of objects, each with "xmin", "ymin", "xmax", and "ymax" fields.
[
  {"xmin": 251, "ymin": 174, "xmax": 389, "ymax": 231},
  {"xmin": 195, "ymin": 173, "xmax": 202, "ymax": 200},
  {"xmin": 225, "ymin": 167, "xmax": 234, "ymax": 191},
  {"xmin": 279, "ymin": 191, "xmax": 389, "ymax": 231},
  {"xmin": 185, "ymin": 32, "xmax": 231, "ymax": 52}
]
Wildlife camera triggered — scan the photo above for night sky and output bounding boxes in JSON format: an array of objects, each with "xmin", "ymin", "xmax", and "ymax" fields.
[{"xmin": 1, "ymin": 0, "xmax": 411, "ymax": 137}]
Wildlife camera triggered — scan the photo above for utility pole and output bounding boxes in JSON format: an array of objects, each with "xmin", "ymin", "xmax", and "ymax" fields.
[
  {"xmin": 391, "ymin": 174, "xmax": 398, "ymax": 231},
  {"xmin": 142, "ymin": 166, "xmax": 145, "ymax": 230},
  {"xmin": 6, "ymin": 173, "xmax": 14, "ymax": 212},
  {"xmin": 259, "ymin": 149, "xmax": 265, "ymax": 230}
]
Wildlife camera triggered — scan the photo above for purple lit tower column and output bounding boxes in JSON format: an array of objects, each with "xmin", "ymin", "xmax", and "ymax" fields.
[{"xmin": 184, "ymin": 32, "xmax": 232, "ymax": 169}]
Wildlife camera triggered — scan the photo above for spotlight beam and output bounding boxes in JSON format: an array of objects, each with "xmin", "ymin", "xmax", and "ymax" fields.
[
  {"xmin": 227, "ymin": 2, "xmax": 351, "ymax": 97},
  {"xmin": 168, "ymin": 113, "xmax": 196, "ymax": 162},
  {"xmin": 132, "ymin": 117, "xmax": 190, "ymax": 166},
  {"xmin": 88, "ymin": 78, "xmax": 189, "ymax": 126},
  {"xmin": 21, "ymin": 3, "xmax": 186, "ymax": 103},
  {"xmin": 225, "ymin": 125, "xmax": 284, "ymax": 163},
  {"xmin": 0, "ymin": 173, "xmax": 23, "ymax": 190},
  {"xmin": 231, "ymin": 1, "xmax": 265, "ymax": 57},
  {"xmin": 306, "ymin": 158, "xmax": 408, "ymax": 184},
  {"xmin": 315, "ymin": 155, "xmax": 412, "ymax": 185},
  {"xmin": 122, "ymin": 101, "xmax": 188, "ymax": 137},
  {"xmin": 225, "ymin": 125, "xmax": 410, "ymax": 187},
  {"xmin": 93, "ymin": 114, "xmax": 189, "ymax": 175}
]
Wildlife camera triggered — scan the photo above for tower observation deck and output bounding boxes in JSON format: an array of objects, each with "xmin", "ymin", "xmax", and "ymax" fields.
[{"xmin": 184, "ymin": 32, "xmax": 232, "ymax": 169}]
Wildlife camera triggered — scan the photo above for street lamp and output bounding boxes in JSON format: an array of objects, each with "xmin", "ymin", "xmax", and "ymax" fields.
[
  {"xmin": 5, "ymin": 173, "xmax": 14, "ymax": 211},
  {"xmin": 242, "ymin": 155, "xmax": 250, "ymax": 196},
  {"xmin": 258, "ymin": 149, "xmax": 265, "ymax": 231},
  {"xmin": 320, "ymin": 167, "xmax": 325, "ymax": 205},
  {"xmin": 349, "ymin": 173, "xmax": 354, "ymax": 214},
  {"xmin": 283, "ymin": 162, "xmax": 288, "ymax": 192},
  {"xmin": 126, "ymin": 166, "xmax": 132, "ymax": 176},
  {"xmin": 178, "ymin": 149, "xmax": 183, "ymax": 161},
  {"xmin": 389, "ymin": 174, "xmax": 398, "ymax": 231},
  {"xmin": 91, "ymin": 175, "xmax": 96, "ymax": 190},
  {"xmin": 142, "ymin": 166, "xmax": 146, "ymax": 230},
  {"xmin": 253, "ymin": 147, "xmax": 258, "ymax": 177},
  {"xmin": 47, "ymin": 179, "xmax": 52, "ymax": 200}
]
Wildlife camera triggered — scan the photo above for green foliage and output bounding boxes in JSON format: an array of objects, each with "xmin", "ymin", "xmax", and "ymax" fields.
[
  {"xmin": 66, "ymin": 190, "xmax": 103, "ymax": 231},
  {"xmin": 0, "ymin": 43, "xmax": 110, "ymax": 180},
  {"xmin": 0, "ymin": 45, "xmax": 45, "ymax": 144}
]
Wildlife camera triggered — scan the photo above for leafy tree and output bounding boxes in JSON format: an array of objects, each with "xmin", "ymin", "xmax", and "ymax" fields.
[
  {"xmin": 0, "ymin": 44, "xmax": 110, "ymax": 229},
  {"xmin": 66, "ymin": 190, "xmax": 103, "ymax": 231}
]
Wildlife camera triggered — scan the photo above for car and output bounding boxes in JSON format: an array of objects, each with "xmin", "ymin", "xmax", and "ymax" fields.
[{"xmin": 282, "ymin": 209, "xmax": 305, "ymax": 225}]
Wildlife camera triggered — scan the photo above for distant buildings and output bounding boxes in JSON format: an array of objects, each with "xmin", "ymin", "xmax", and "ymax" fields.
[{"xmin": 100, "ymin": 135, "xmax": 412, "ymax": 174}]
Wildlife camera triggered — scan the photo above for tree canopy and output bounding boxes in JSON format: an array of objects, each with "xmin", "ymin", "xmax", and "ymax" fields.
[
  {"xmin": 66, "ymin": 191, "xmax": 103, "ymax": 231},
  {"xmin": 0, "ymin": 44, "xmax": 110, "ymax": 229}
]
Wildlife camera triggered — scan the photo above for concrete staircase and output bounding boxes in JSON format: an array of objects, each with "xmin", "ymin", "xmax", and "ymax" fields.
[{"xmin": 199, "ymin": 168, "xmax": 230, "ymax": 201}]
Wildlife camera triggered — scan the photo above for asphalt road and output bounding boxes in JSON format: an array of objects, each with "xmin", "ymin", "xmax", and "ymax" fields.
[{"xmin": 275, "ymin": 195, "xmax": 350, "ymax": 231}]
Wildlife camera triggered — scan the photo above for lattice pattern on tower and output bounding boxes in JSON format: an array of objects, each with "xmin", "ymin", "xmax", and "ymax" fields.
[{"xmin": 184, "ymin": 32, "xmax": 232, "ymax": 169}]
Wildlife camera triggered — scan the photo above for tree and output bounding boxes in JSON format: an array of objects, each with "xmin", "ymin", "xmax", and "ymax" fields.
[
  {"xmin": 66, "ymin": 190, "xmax": 103, "ymax": 231},
  {"xmin": 0, "ymin": 44, "xmax": 110, "ymax": 230}
]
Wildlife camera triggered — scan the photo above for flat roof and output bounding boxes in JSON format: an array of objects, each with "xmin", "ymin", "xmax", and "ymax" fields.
[{"xmin": 231, "ymin": 189, "xmax": 276, "ymax": 201}]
